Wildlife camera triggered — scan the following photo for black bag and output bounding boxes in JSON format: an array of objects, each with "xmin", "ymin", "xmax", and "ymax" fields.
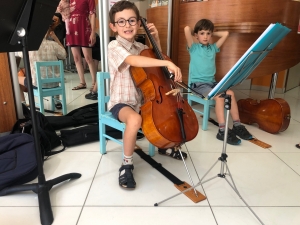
[
  {"xmin": 0, "ymin": 133, "xmax": 38, "ymax": 191},
  {"xmin": 11, "ymin": 104, "xmax": 65, "ymax": 159},
  {"xmin": 47, "ymin": 103, "xmax": 143, "ymax": 147},
  {"xmin": 60, "ymin": 125, "xmax": 123, "ymax": 147},
  {"xmin": 60, "ymin": 125, "xmax": 100, "ymax": 146},
  {"xmin": 47, "ymin": 103, "xmax": 98, "ymax": 130},
  {"xmin": 59, "ymin": 125, "xmax": 146, "ymax": 147}
]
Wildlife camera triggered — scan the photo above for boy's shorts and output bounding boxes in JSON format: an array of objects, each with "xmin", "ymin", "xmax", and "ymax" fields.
[
  {"xmin": 191, "ymin": 82, "xmax": 218, "ymax": 98},
  {"xmin": 110, "ymin": 103, "xmax": 133, "ymax": 121}
]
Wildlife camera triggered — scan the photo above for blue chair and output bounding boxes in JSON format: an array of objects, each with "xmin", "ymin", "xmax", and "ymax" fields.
[
  {"xmin": 187, "ymin": 78, "xmax": 216, "ymax": 131},
  {"xmin": 33, "ymin": 61, "xmax": 67, "ymax": 115},
  {"xmin": 97, "ymin": 71, "xmax": 155, "ymax": 156}
]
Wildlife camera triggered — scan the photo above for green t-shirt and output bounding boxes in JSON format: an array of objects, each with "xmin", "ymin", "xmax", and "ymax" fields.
[{"xmin": 188, "ymin": 43, "xmax": 220, "ymax": 84}]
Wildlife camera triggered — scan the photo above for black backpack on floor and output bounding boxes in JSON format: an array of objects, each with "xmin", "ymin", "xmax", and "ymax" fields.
[
  {"xmin": 0, "ymin": 133, "xmax": 38, "ymax": 191},
  {"xmin": 11, "ymin": 104, "xmax": 65, "ymax": 160}
]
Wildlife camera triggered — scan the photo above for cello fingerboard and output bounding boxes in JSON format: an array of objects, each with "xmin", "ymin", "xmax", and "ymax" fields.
[{"xmin": 249, "ymin": 138, "xmax": 272, "ymax": 149}]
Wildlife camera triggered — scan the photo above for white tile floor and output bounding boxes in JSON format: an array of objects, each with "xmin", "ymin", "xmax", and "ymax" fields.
[{"xmin": 1, "ymin": 71, "xmax": 300, "ymax": 225}]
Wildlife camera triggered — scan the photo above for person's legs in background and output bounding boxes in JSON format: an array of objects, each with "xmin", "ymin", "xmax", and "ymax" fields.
[
  {"xmin": 85, "ymin": 63, "xmax": 98, "ymax": 100},
  {"xmin": 81, "ymin": 47, "xmax": 96, "ymax": 91},
  {"xmin": 71, "ymin": 47, "xmax": 87, "ymax": 90},
  {"xmin": 93, "ymin": 59, "xmax": 99, "ymax": 72},
  {"xmin": 82, "ymin": 57, "xmax": 88, "ymax": 72}
]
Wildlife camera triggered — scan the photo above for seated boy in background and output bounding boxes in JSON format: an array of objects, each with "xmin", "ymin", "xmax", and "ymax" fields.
[{"xmin": 184, "ymin": 19, "xmax": 252, "ymax": 145}]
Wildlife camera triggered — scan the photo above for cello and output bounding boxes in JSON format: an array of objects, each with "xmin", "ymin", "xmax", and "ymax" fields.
[
  {"xmin": 130, "ymin": 17, "xmax": 199, "ymax": 149},
  {"xmin": 237, "ymin": 98, "xmax": 291, "ymax": 134}
]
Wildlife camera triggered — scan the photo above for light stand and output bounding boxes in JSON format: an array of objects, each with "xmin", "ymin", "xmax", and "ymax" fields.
[{"xmin": 0, "ymin": 1, "xmax": 81, "ymax": 224}]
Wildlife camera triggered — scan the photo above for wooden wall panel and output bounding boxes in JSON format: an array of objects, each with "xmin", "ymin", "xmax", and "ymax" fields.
[
  {"xmin": 147, "ymin": 6, "xmax": 169, "ymax": 54},
  {"xmin": 0, "ymin": 53, "xmax": 16, "ymax": 133}
]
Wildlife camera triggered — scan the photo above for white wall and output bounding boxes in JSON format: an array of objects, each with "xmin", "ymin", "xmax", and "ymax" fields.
[{"xmin": 134, "ymin": 1, "xmax": 150, "ymax": 19}]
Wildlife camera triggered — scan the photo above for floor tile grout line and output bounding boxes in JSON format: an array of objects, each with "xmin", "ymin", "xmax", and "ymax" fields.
[
  {"xmin": 75, "ymin": 154, "xmax": 103, "ymax": 225},
  {"xmin": 198, "ymin": 178, "xmax": 219, "ymax": 224},
  {"xmin": 261, "ymin": 140, "xmax": 300, "ymax": 177},
  {"xmin": 268, "ymin": 150, "xmax": 300, "ymax": 177},
  {"xmin": 182, "ymin": 144, "xmax": 219, "ymax": 224}
]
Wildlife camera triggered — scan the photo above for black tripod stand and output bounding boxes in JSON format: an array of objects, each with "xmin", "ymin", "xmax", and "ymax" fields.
[
  {"xmin": 155, "ymin": 93, "xmax": 264, "ymax": 225},
  {"xmin": 0, "ymin": 1, "xmax": 81, "ymax": 224}
]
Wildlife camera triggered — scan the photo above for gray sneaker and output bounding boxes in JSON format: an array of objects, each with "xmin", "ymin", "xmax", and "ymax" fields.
[
  {"xmin": 232, "ymin": 125, "xmax": 252, "ymax": 140},
  {"xmin": 216, "ymin": 129, "xmax": 241, "ymax": 145}
]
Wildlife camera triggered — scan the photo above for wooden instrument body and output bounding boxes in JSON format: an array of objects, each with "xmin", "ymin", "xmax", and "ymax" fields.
[
  {"xmin": 130, "ymin": 49, "xmax": 199, "ymax": 149},
  {"xmin": 237, "ymin": 98, "xmax": 291, "ymax": 134}
]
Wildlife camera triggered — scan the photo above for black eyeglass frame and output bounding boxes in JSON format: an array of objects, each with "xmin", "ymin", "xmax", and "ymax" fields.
[{"xmin": 113, "ymin": 17, "xmax": 138, "ymax": 27}]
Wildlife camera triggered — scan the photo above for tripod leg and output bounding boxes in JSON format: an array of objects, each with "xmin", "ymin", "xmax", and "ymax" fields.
[
  {"xmin": 201, "ymin": 158, "xmax": 219, "ymax": 183},
  {"xmin": 154, "ymin": 180, "xmax": 202, "ymax": 206},
  {"xmin": 0, "ymin": 173, "xmax": 81, "ymax": 224},
  {"xmin": 0, "ymin": 173, "xmax": 81, "ymax": 196},
  {"xmin": 38, "ymin": 185, "xmax": 53, "ymax": 225},
  {"xmin": 37, "ymin": 173, "xmax": 81, "ymax": 225},
  {"xmin": 154, "ymin": 156, "xmax": 222, "ymax": 206},
  {"xmin": 223, "ymin": 161, "xmax": 240, "ymax": 194},
  {"xmin": 224, "ymin": 177, "xmax": 265, "ymax": 225},
  {"xmin": 45, "ymin": 173, "xmax": 82, "ymax": 190},
  {"xmin": 0, "ymin": 183, "xmax": 38, "ymax": 196}
]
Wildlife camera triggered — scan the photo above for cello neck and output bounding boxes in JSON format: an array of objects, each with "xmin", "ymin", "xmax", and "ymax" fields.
[
  {"xmin": 140, "ymin": 17, "xmax": 164, "ymax": 60},
  {"xmin": 140, "ymin": 17, "xmax": 173, "ymax": 79}
]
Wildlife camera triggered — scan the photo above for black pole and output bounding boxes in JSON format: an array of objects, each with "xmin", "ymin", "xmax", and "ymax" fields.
[{"xmin": 21, "ymin": 36, "xmax": 54, "ymax": 224}]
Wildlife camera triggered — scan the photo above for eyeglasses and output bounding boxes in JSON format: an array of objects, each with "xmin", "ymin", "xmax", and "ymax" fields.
[{"xmin": 114, "ymin": 17, "xmax": 138, "ymax": 27}]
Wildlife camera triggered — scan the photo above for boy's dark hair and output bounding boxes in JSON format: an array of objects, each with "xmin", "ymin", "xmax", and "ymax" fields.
[
  {"xmin": 109, "ymin": 1, "xmax": 140, "ymax": 23},
  {"xmin": 193, "ymin": 19, "xmax": 214, "ymax": 33}
]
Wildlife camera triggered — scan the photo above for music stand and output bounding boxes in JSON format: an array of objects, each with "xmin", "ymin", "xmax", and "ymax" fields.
[
  {"xmin": 154, "ymin": 23, "xmax": 291, "ymax": 225},
  {"xmin": 0, "ymin": 1, "xmax": 81, "ymax": 225}
]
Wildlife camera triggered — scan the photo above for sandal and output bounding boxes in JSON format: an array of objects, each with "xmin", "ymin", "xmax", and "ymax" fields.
[
  {"xmin": 119, "ymin": 164, "xmax": 136, "ymax": 189},
  {"xmin": 158, "ymin": 148, "xmax": 187, "ymax": 160},
  {"xmin": 55, "ymin": 102, "xmax": 62, "ymax": 109},
  {"xmin": 72, "ymin": 83, "xmax": 86, "ymax": 90}
]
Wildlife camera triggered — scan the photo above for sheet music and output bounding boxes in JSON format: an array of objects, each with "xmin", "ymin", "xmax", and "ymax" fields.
[{"xmin": 207, "ymin": 23, "xmax": 291, "ymax": 100}]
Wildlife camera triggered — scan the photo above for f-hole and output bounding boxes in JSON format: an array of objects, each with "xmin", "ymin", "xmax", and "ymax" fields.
[{"xmin": 156, "ymin": 86, "xmax": 163, "ymax": 104}]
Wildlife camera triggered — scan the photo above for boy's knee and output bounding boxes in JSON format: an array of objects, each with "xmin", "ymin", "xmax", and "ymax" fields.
[
  {"xmin": 129, "ymin": 114, "xmax": 142, "ymax": 128},
  {"xmin": 134, "ymin": 115, "xmax": 142, "ymax": 126}
]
